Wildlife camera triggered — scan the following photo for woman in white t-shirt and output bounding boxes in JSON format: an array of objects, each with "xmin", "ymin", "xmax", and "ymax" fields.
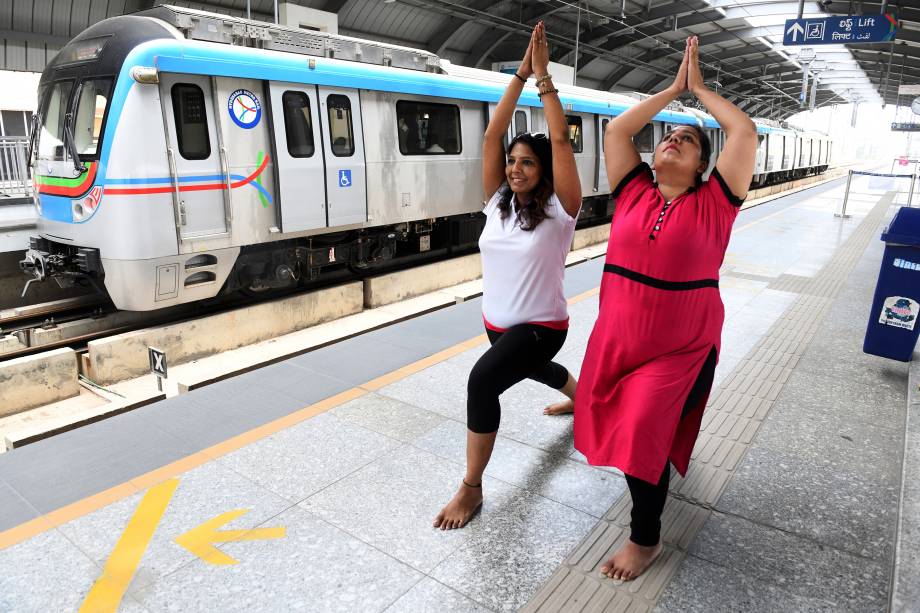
[{"xmin": 434, "ymin": 22, "xmax": 583, "ymax": 530}]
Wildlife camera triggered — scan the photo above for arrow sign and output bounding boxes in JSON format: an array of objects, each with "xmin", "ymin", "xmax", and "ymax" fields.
[
  {"xmin": 783, "ymin": 14, "xmax": 897, "ymax": 46},
  {"xmin": 175, "ymin": 509, "xmax": 286, "ymax": 565}
]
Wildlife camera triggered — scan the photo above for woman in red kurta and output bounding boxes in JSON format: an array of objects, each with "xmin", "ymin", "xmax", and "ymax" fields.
[{"xmin": 574, "ymin": 36, "xmax": 757, "ymax": 580}]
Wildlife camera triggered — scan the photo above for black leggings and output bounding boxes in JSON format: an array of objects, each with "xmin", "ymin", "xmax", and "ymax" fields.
[
  {"xmin": 626, "ymin": 347, "xmax": 717, "ymax": 546},
  {"xmin": 467, "ymin": 324, "xmax": 570, "ymax": 433}
]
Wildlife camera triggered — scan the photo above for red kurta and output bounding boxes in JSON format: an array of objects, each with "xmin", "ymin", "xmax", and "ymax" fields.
[{"xmin": 574, "ymin": 162, "xmax": 743, "ymax": 484}]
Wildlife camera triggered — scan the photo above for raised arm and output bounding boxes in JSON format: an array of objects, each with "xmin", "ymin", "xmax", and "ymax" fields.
[
  {"xmin": 686, "ymin": 36, "xmax": 757, "ymax": 199},
  {"xmin": 531, "ymin": 22, "xmax": 581, "ymax": 217},
  {"xmin": 604, "ymin": 46, "xmax": 689, "ymax": 190},
  {"xmin": 483, "ymin": 35, "xmax": 533, "ymax": 199}
]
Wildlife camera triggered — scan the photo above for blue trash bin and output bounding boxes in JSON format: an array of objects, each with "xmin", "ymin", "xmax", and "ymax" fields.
[{"xmin": 863, "ymin": 206, "xmax": 920, "ymax": 361}]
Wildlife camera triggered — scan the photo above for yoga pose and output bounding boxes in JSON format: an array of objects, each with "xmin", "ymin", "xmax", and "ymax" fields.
[
  {"xmin": 434, "ymin": 22, "xmax": 582, "ymax": 530},
  {"xmin": 575, "ymin": 36, "xmax": 757, "ymax": 579}
]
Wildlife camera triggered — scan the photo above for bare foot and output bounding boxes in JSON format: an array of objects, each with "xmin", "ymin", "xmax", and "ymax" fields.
[
  {"xmin": 599, "ymin": 540, "xmax": 663, "ymax": 581},
  {"xmin": 433, "ymin": 482, "xmax": 483, "ymax": 530},
  {"xmin": 543, "ymin": 399, "xmax": 574, "ymax": 415}
]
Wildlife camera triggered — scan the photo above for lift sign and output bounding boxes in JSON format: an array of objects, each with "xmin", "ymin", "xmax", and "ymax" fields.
[
  {"xmin": 879, "ymin": 296, "xmax": 918, "ymax": 331},
  {"xmin": 228, "ymin": 89, "xmax": 262, "ymax": 129}
]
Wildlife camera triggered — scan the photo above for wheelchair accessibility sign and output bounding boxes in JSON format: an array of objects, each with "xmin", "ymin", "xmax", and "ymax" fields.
[{"xmin": 338, "ymin": 169, "xmax": 352, "ymax": 187}]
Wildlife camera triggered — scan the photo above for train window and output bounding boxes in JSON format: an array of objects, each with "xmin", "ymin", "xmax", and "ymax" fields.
[
  {"xmin": 396, "ymin": 100, "xmax": 461, "ymax": 155},
  {"xmin": 73, "ymin": 78, "xmax": 112, "ymax": 157},
  {"xmin": 171, "ymin": 84, "xmax": 210, "ymax": 160},
  {"xmin": 327, "ymin": 95, "xmax": 355, "ymax": 157},
  {"xmin": 1, "ymin": 110, "xmax": 27, "ymax": 136},
  {"xmin": 281, "ymin": 91, "xmax": 315, "ymax": 158},
  {"xmin": 633, "ymin": 123, "xmax": 654, "ymax": 153},
  {"xmin": 566, "ymin": 115, "xmax": 583, "ymax": 153},
  {"xmin": 514, "ymin": 110, "xmax": 527, "ymax": 137},
  {"xmin": 37, "ymin": 80, "xmax": 74, "ymax": 161}
]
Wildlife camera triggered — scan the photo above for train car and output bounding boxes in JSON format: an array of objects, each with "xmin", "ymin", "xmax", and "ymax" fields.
[{"xmin": 20, "ymin": 5, "xmax": 831, "ymax": 311}]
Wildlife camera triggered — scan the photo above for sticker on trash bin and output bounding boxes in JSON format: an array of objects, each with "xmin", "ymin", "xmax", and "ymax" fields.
[{"xmin": 879, "ymin": 296, "xmax": 918, "ymax": 330}]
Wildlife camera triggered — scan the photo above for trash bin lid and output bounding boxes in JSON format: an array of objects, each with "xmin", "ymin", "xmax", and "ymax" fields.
[{"xmin": 882, "ymin": 206, "xmax": 920, "ymax": 246}]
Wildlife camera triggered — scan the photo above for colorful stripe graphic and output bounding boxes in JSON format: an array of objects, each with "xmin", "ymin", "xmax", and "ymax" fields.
[
  {"xmin": 36, "ymin": 163, "xmax": 99, "ymax": 197},
  {"xmin": 103, "ymin": 154, "xmax": 272, "ymax": 203}
]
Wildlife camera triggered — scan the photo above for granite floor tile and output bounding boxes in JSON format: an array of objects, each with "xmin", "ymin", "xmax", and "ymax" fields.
[
  {"xmin": 795, "ymin": 328, "xmax": 910, "ymax": 388},
  {"xmin": 716, "ymin": 445, "xmax": 899, "ymax": 562},
  {"xmin": 302, "ymin": 445, "xmax": 521, "ymax": 573},
  {"xmin": 686, "ymin": 512, "xmax": 889, "ymax": 612},
  {"xmin": 384, "ymin": 577, "xmax": 493, "ymax": 612},
  {"xmin": 376, "ymin": 360, "xmax": 469, "ymax": 422},
  {"xmin": 491, "ymin": 380, "xmax": 577, "ymax": 453},
  {"xmin": 330, "ymin": 393, "xmax": 447, "ymax": 443},
  {"xmin": 430, "ymin": 491, "xmax": 597, "ymax": 612},
  {"xmin": 413, "ymin": 420, "xmax": 626, "ymax": 517},
  {"xmin": 655, "ymin": 554, "xmax": 840, "ymax": 613},
  {"xmin": 57, "ymin": 461, "xmax": 292, "ymax": 592},
  {"xmin": 776, "ymin": 368, "xmax": 906, "ymax": 432},
  {"xmin": 0, "ymin": 529, "xmax": 100, "ymax": 613},
  {"xmin": 216, "ymin": 412, "xmax": 400, "ymax": 503},
  {"xmin": 135, "ymin": 505, "xmax": 422, "ymax": 613},
  {"xmin": 754, "ymin": 394, "xmax": 903, "ymax": 485}
]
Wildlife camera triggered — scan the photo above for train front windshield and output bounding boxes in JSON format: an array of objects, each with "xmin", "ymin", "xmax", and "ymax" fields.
[{"xmin": 34, "ymin": 77, "xmax": 113, "ymax": 173}]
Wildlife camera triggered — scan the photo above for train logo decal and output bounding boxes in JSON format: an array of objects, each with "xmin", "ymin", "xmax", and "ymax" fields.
[
  {"xmin": 74, "ymin": 185, "xmax": 103, "ymax": 215},
  {"xmin": 879, "ymin": 296, "xmax": 918, "ymax": 331},
  {"xmin": 339, "ymin": 169, "xmax": 352, "ymax": 187},
  {"xmin": 228, "ymin": 89, "xmax": 262, "ymax": 129}
]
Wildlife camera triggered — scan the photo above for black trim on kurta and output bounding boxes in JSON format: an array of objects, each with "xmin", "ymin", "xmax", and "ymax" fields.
[
  {"xmin": 710, "ymin": 168, "xmax": 746, "ymax": 207},
  {"xmin": 603, "ymin": 264, "xmax": 719, "ymax": 290},
  {"xmin": 612, "ymin": 162, "xmax": 654, "ymax": 198}
]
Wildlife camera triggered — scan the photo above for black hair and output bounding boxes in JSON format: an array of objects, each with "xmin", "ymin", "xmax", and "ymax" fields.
[
  {"xmin": 497, "ymin": 132, "xmax": 554, "ymax": 231},
  {"xmin": 659, "ymin": 125, "xmax": 712, "ymax": 185}
]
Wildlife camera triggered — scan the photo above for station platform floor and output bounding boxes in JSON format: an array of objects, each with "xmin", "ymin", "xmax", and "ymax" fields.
[{"xmin": 0, "ymin": 175, "xmax": 917, "ymax": 612}]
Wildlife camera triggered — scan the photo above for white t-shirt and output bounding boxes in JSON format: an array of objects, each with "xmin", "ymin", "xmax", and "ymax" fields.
[{"xmin": 479, "ymin": 190, "xmax": 578, "ymax": 330}]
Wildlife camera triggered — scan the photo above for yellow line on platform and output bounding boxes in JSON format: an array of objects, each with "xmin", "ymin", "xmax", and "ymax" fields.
[
  {"xmin": 79, "ymin": 479, "xmax": 178, "ymax": 613},
  {"xmin": 0, "ymin": 287, "xmax": 602, "ymax": 552}
]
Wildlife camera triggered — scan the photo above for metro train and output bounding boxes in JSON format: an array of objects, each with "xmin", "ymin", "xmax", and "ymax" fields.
[{"xmin": 21, "ymin": 5, "xmax": 833, "ymax": 311}]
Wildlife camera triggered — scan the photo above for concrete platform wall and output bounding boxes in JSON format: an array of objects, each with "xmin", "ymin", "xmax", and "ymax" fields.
[
  {"xmin": 85, "ymin": 282, "xmax": 364, "ymax": 385},
  {"xmin": 0, "ymin": 348, "xmax": 78, "ymax": 416}
]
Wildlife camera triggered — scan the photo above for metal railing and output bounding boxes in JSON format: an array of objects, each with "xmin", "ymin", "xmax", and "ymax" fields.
[
  {"xmin": 0, "ymin": 137, "xmax": 33, "ymax": 201},
  {"xmin": 839, "ymin": 169, "xmax": 916, "ymax": 218}
]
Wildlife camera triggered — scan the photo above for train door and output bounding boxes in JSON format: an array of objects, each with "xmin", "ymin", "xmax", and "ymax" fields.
[
  {"xmin": 268, "ymin": 83, "xmax": 326, "ymax": 232},
  {"xmin": 511, "ymin": 107, "xmax": 531, "ymax": 139},
  {"xmin": 318, "ymin": 87, "xmax": 367, "ymax": 227},
  {"xmin": 159, "ymin": 74, "xmax": 229, "ymax": 241}
]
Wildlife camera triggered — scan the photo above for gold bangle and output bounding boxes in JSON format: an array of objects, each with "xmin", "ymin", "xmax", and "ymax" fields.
[{"xmin": 535, "ymin": 74, "xmax": 553, "ymax": 86}]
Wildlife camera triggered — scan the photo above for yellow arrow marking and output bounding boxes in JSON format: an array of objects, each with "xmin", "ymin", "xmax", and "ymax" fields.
[
  {"xmin": 80, "ymin": 479, "xmax": 179, "ymax": 613},
  {"xmin": 174, "ymin": 509, "xmax": 285, "ymax": 565}
]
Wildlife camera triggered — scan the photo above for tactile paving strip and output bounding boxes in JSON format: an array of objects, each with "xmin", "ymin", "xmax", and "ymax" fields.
[{"xmin": 522, "ymin": 194, "xmax": 893, "ymax": 612}]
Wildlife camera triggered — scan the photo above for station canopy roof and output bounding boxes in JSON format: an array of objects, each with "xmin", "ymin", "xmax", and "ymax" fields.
[{"xmin": 2, "ymin": 0, "xmax": 918, "ymax": 121}]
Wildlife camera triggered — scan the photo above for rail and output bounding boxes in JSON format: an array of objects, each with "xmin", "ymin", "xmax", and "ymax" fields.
[{"xmin": 0, "ymin": 137, "xmax": 32, "ymax": 202}]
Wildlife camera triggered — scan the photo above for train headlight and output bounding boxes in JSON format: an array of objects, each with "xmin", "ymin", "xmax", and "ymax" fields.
[
  {"xmin": 71, "ymin": 186, "xmax": 103, "ymax": 222},
  {"xmin": 131, "ymin": 66, "xmax": 159, "ymax": 84}
]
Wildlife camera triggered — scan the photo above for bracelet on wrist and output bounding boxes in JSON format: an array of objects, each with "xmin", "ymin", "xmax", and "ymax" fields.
[
  {"xmin": 537, "ymin": 88, "xmax": 559, "ymax": 98},
  {"xmin": 513, "ymin": 72, "xmax": 527, "ymax": 84},
  {"xmin": 535, "ymin": 74, "xmax": 552, "ymax": 86}
]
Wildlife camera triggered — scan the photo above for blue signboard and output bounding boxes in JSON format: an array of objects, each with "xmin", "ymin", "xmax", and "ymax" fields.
[
  {"xmin": 783, "ymin": 14, "xmax": 897, "ymax": 46},
  {"xmin": 338, "ymin": 169, "xmax": 352, "ymax": 187}
]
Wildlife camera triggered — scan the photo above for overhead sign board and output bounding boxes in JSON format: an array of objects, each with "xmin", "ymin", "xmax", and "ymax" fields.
[
  {"xmin": 891, "ymin": 122, "xmax": 920, "ymax": 132},
  {"xmin": 783, "ymin": 14, "xmax": 897, "ymax": 46}
]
